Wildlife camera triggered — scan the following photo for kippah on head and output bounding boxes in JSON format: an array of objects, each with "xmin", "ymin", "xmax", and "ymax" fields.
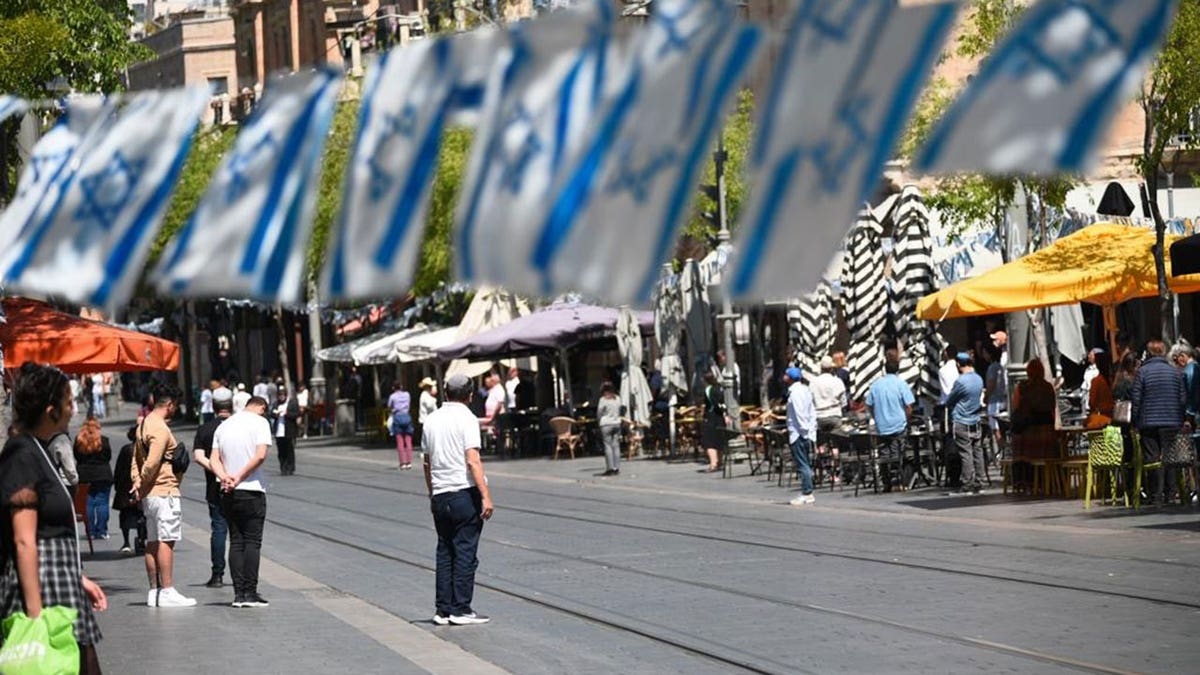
[{"xmin": 445, "ymin": 374, "xmax": 474, "ymax": 400}]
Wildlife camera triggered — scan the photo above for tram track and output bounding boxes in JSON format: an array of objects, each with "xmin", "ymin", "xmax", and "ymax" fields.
[
  {"xmin": 278, "ymin": 464, "xmax": 1200, "ymax": 612},
  {"xmin": 186, "ymin": 484, "xmax": 1148, "ymax": 675}
]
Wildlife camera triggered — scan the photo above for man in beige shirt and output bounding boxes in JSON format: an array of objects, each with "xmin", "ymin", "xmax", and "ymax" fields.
[{"xmin": 131, "ymin": 383, "xmax": 196, "ymax": 608}]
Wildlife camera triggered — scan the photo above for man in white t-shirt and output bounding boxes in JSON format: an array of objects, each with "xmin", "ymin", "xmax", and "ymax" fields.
[
  {"xmin": 811, "ymin": 355, "xmax": 847, "ymax": 460},
  {"xmin": 211, "ymin": 396, "xmax": 272, "ymax": 609},
  {"xmin": 232, "ymin": 383, "xmax": 251, "ymax": 413},
  {"xmin": 200, "ymin": 379, "xmax": 217, "ymax": 423},
  {"xmin": 505, "ymin": 367, "xmax": 521, "ymax": 410},
  {"xmin": 424, "ymin": 374, "xmax": 494, "ymax": 626}
]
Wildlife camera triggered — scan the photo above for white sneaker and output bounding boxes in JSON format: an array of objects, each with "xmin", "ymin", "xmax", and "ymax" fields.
[
  {"xmin": 448, "ymin": 612, "xmax": 490, "ymax": 625},
  {"xmin": 432, "ymin": 614, "xmax": 450, "ymax": 626},
  {"xmin": 147, "ymin": 589, "xmax": 158, "ymax": 607},
  {"xmin": 789, "ymin": 494, "xmax": 816, "ymax": 506},
  {"xmin": 156, "ymin": 587, "xmax": 197, "ymax": 608}
]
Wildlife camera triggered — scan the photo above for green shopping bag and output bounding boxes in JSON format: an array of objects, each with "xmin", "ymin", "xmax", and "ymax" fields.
[{"xmin": 0, "ymin": 608, "xmax": 79, "ymax": 675}]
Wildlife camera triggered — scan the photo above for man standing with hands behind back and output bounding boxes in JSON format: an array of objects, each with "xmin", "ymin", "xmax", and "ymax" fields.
[
  {"xmin": 211, "ymin": 396, "xmax": 272, "ymax": 608},
  {"xmin": 424, "ymin": 374, "xmax": 495, "ymax": 626}
]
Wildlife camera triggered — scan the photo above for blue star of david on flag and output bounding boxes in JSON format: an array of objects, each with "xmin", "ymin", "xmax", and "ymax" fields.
[
  {"xmin": 604, "ymin": 142, "xmax": 677, "ymax": 204},
  {"xmin": 74, "ymin": 151, "xmax": 145, "ymax": 232},
  {"xmin": 224, "ymin": 133, "xmax": 278, "ymax": 203},
  {"xmin": 366, "ymin": 105, "xmax": 420, "ymax": 202}
]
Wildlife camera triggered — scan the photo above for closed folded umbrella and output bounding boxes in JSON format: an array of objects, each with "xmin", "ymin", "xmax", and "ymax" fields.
[{"xmin": 842, "ymin": 209, "xmax": 887, "ymax": 402}]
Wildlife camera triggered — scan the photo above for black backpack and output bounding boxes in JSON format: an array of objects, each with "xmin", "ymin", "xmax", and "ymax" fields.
[{"xmin": 138, "ymin": 421, "xmax": 190, "ymax": 476}]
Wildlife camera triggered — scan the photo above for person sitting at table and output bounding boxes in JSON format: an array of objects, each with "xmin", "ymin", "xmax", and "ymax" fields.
[
  {"xmin": 701, "ymin": 371, "xmax": 729, "ymax": 473},
  {"xmin": 1085, "ymin": 349, "xmax": 1114, "ymax": 430},
  {"xmin": 1010, "ymin": 358, "xmax": 1057, "ymax": 490},
  {"xmin": 596, "ymin": 382, "xmax": 623, "ymax": 476},
  {"xmin": 866, "ymin": 358, "xmax": 915, "ymax": 493}
]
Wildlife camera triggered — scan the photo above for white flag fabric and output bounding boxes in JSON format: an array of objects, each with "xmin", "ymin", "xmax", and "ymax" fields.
[
  {"xmin": 917, "ymin": 0, "xmax": 1178, "ymax": 174},
  {"xmin": 455, "ymin": 0, "xmax": 621, "ymax": 293},
  {"xmin": 324, "ymin": 30, "xmax": 496, "ymax": 301},
  {"xmin": 0, "ymin": 88, "xmax": 207, "ymax": 308},
  {"xmin": 730, "ymin": 0, "xmax": 957, "ymax": 301},
  {"xmin": 0, "ymin": 99, "xmax": 111, "ymax": 260},
  {"xmin": 0, "ymin": 96, "xmax": 27, "ymax": 125},
  {"xmin": 157, "ymin": 68, "xmax": 342, "ymax": 304}
]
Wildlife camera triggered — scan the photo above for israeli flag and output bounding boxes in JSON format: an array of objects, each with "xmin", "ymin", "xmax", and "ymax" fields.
[
  {"xmin": 917, "ymin": 0, "xmax": 1178, "ymax": 174},
  {"xmin": 730, "ymin": 0, "xmax": 957, "ymax": 301},
  {"xmin": 157, "ymin": 68, "xmax": 342, "ymax": 304},
  {"xmin": 324, "ymin": 29, "xmax": 497, "ymax": 301},
  {"xmin": 0, "ymin": 96, "xmax": 27, "ymax": 125},
  {"xmin": 455, "ymin": 0, "xmax": 621, "ymax": 294},
  {"xmin": 0, "ymin": 88, "xmax": 207, "ymax": 309},
  {"xmin": 0, "ymin": 99, "xmax": 111, "ymax": 259}
]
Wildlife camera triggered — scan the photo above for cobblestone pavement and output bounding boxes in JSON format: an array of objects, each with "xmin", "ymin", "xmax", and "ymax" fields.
[{"xmin": 85, "ymin": 413, "xmax": 1200, "ymax": 674}]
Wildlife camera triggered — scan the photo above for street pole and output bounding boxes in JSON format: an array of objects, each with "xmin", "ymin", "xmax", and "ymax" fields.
[
  {"xmin": 713, "ymin": 138, "xmax": 742, "ymax": 439},
  {"xmin": 1168, "ymin": 171, "xmax": 1179, "ymax": 339},
  {"xmin": 307, "ymin": 281, "xmax": 326, "ymax": 408}
]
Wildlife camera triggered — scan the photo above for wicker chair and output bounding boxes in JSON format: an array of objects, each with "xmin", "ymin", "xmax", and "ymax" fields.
[{"xmin": 549, "ymin": 417, "xmax": 582, "ymax": 460}]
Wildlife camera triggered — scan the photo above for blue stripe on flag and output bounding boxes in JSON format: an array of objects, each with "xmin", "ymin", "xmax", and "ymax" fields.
[
  {"xmin": 731, "ymin": 149, "xmax": 800, "ymax": 295},
  {"xmin": 635, "ymin": 25, "xmax": 761, "ymax": 303}
]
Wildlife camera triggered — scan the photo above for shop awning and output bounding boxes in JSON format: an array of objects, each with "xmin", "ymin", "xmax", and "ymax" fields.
[
  {"xmin": 0, "ymin": 297, "xmax": 180, "ymax": 373},
  {"xmin": 438, "ymin": 302, "xmax": 655, "ymax": 362},
  {"xmin": 350, "ymin": 324, "xmax": 444, "ymax": 365}
]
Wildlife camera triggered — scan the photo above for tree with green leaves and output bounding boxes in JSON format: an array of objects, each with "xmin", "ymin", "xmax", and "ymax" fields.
[{"xmin": 1137, "ymin": 0, "xmax": 1200, "ymax": 341}]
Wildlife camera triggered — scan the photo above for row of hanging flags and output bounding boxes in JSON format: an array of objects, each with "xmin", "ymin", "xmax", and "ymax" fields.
[{"xmin": 0, "ymin": 0, "xmax": 1179, "ymax": 310}]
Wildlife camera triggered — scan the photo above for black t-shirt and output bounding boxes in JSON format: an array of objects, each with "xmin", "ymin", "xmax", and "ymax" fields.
[
  {"xmin": 193, "ymin": 417, "xmax": 222, "ymax": 503},
  {"xmin": 0, "ymin": 435, "xmax": 76, "ymax": 566}
]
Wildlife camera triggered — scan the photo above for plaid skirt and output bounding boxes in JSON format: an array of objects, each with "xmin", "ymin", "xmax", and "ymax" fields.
[{"xmin": 0, "ymin": 535, "xmax": 102, "ymax": 646}]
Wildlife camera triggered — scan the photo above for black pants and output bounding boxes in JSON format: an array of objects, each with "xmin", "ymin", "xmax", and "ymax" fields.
[
  {"xmin": 222, "ymin": 490, "xmax": 266, "ymax": 598},
  {"xmin": 277, "ymin": 436, "xmax": 296, "ymax": 475},
  {"xmin": 432, "ymin": 487, "xmax": 483, "ymax": 617},
  {"xmin": 877, "ymin": 433, "xmax": 905, "ymax": 490},
  {"xmin": 1138, "ymin": 427, "xmax": 1179, "ymax": 502}
]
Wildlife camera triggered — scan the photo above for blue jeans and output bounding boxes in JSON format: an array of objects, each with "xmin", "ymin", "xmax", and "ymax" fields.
[
  {"xmin": 790, "ymin": 437, "xmax": 815, "ymax": 495},
  {"xmin": 431, "ymin": 487, "xmax": 484, "ymax": 617},
  {"xmin": 86, "ymin": 483, "xmax": 111, "ymax": 536},
  {"xmin": 208, "ymin": 499, "xmax": 228, "ymax": 575}
]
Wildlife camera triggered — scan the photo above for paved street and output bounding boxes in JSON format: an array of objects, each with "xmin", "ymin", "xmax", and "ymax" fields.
[{"xmin": 89, "ymin": 413, "xmax": 1200, "ymax": 674}]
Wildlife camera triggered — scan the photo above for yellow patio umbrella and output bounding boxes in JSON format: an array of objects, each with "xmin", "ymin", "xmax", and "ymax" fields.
[{"xmin": 916, "ymin": 223, "xmax": 1200, "ymax": 354}]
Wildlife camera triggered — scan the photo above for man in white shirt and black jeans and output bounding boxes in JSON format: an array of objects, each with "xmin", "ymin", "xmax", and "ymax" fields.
[
  {"xmin": 210, "ymin": 395, "xmax": 272, "ymax": 608},
  {"xmin": 424, "ymin": 374, "xmax": 495, "ymax": 626}
]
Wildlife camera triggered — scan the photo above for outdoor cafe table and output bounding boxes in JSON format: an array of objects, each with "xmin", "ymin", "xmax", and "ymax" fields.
[{"xmin": 829, "ymin": 424, "xmax": 938, "ymax": 495}]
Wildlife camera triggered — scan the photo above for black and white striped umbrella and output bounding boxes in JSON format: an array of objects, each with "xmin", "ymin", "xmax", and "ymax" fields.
[
  {"xmin": 889, "ymin": 186, "xmax": 945, "ymax": 400},
  {"xmin": 841, "ymin": 208, "xmax": 887, "ymax": 402},
  {"xmin": 787, "ymin": 280, "xmax": 834, "ymax": 376}
]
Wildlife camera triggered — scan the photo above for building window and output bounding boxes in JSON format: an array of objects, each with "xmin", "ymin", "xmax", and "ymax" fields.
[{"xmin": 208, "ymin": 76, "xmax": 229, "ymax": 96}]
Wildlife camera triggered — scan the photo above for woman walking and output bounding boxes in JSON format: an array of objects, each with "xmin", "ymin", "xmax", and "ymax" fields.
[
  {"xmin": 74, "ymin": 418, "xmax": 114, "ymax": 540},
  {"xmin": 112, "ymin": 426, "xmax": 145, "ymax": 555},
  {"xmin": 0, "ymin": 363, "xmax": 108, "ymax": 673},
  {"xmin": 388, "ymin": 381, "xmax": 415, "ymax": 470},
  {"xmin": 701, "ymin": 371, "xmax": 729, "ymax": 473},
  {"xmin": 418, "ymin": 377, "xmax": 438, "ymax": 449},
  {"xmin": 597, "ymin": 382, "xmax": 623, "ymax": 476}
]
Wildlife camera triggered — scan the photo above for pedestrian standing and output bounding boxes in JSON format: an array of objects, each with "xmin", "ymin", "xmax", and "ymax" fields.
[
  {"xmin": 388, "ymin": 381, "xmax": 415, "ymax": 470},
  {"xmin": 232, "ymin": 382, "xmax": 251, "ymax": 414},
  {"xmin": 945, "ymin": 353, "xmax": 985, "ymax": 495},
  {"xmin": 73, "ymin": 418, "xmax": 113, "ymax": 539},
  {"xmin": 192, "ymin": 394, "xmax": 234, "ymax": 588},
  {"xmin": 113, "ymin": 426, "xmax": 146, "ymax": 555},
  {"xmin": 866, "ymin": 359, "xmax": 915, "ymax": 492},
  {"xmin": 132, "ymin": 383, "xmax": 196, "ymax": 607},
  {"xmin": 200, "ymin": 380, "xmax": 216, "ymax": 424},
  {"xmin": 48, "ymin": 430, "xmax": 78, "ymax": 487},
  {"xmin": 424, "ymin": 374, "xmax": 494, "ymax": 626},
  {"xmin": 271, "ymin": 389, "xmax": 300, "ymax": 476},
  {"xmin": 0, "ymin": 363, "xmax": 107, "ymax": 674},
  {"xmin": 701, "ymin": 371, "xmax": 728, "ymax": 473},
  {"xmin": 784, "ymin": 367, "xmax": 817, "ymax": 506},
  {"xmin": 210, "ymin": 396, "xmax": 272, "ymax": 608},
  {"xmin": 597, "ymin": 382, "xmax": 622, "ymax": 476},
  {"xmin": 296, "ymin": 383, "xmax": 310, "ymax": 439},
  {"xmin": 418, "ymin": 377, "xmax": 438, "ymax": 448},
  {"xmin": 1131, "ymin": 339, "xmax": 1189, "ymax": 505}
]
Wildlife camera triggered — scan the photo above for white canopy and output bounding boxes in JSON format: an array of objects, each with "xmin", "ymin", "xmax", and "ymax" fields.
[
  {"xmin": 444, "ymin": 287, "xmax": 534, "ymax": 379},
  {"xmin": 350, "ymin": 324, "xmax": 439, "ymax": 366},
  {"xmin": 390, "ymin": 326, "xmax": 460, "ymax": 363}
]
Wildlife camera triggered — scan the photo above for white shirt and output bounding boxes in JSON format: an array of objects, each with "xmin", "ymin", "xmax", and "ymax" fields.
[
  {"xmin": 296, "ymin": 389, "xmax": 309, "ymax": 408},
  {"xmin": 486, "ymin": 383, "xmax": 506, "ymax": 417},
  {"xmin": 810, "ymin": 372, "xmax": 846, "ymax": 419},
  {"xmin": 786, "ymin": 382, "xmax": 817, "ymax": 444},
  {"xmin": 232, "ymin": 390, "xmax": 251, "ymax": 413},
  {"xmin": 252, "ymin": 382, "xmax": 270, "ymax": 400},
  {"xmin": 200, "ymin": 389, "xmax": 214, "ymax": 414},
  {"xmin": 274, "ymin": 402, "xmax": 288, "ymax": 437},
  {"xmin": 214, "ymin": 410, "xmax": 273, "ymax": 492},
  {"xmin": 505, "ymin": 377, "xmax": 520, "ymax": 410},
  {"xmin": 939, "ymin": 360, "xmax": 960, "ymax": 405},
  {"xmin": 419, "ymin": 390, "xmax": 438, "ymax": 423},
  {"xmin": 1081, "ymin": 363, "xmax": 1099, "ymax": 415},
  {"xmin": 424, "ymin": 402, "xmax": 483, "ymax": 495}
]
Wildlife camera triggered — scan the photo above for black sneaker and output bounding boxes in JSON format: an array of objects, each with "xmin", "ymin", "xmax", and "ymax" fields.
[
  {"xmin": 448, "ymin": 612, "xmax": 490, "ymax": 625},
  {"xmin": 231, "ymin": 595, "xmax": 247, "ymax": 608},
  {"xmin": 204, "ymin": 574, "xmax": 224, "ymax": 588},
  {"xmin": 432, "ymin": 613, "xmax": 450, "ymax": 626},
  {"xmin": 243, "ymin": 594, "xmax": 269, "ymax": 608}
]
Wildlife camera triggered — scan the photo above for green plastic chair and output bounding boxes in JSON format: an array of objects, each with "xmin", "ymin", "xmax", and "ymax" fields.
[{"xmin": 1084, "ymin": 428, "xmax": 1126, "ymax": 509}]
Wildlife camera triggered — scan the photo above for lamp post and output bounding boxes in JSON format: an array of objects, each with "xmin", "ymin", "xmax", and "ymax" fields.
[{"xmin": 712, "ymin": 138, "xmax": 741, "ymax": 439}]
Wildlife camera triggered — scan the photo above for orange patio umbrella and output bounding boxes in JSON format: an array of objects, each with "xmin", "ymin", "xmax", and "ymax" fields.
[{"xmin": 0, "ymin": 297, "xmax": 179, "ymax": 373}]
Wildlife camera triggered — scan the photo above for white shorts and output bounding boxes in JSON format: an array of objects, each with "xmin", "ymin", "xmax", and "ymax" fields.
[{"xmin": 142, "ymin": 495, "xmax": 182, "ymax": 542}]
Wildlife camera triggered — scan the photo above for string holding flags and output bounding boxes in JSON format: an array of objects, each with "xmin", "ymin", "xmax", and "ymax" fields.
[
  {"xmin": 729, "ymin": 0, "xmax": 957, "ymax": 302},
  {"xmin": 1, "ymin": 87, "xmax": 208, "ymax": 309},
  {"xmin": 155, "ymin": 67, "xmax": 343, "ymax": 304},
  {"xmin": 917, "ymin": 0, "xmax": 1178, "ymax": 174}
]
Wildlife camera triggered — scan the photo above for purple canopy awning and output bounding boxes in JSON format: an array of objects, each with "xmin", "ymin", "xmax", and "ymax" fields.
[{"xmin": 437, "ymin": 303, "xmax": 655, "ymax": 362}]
